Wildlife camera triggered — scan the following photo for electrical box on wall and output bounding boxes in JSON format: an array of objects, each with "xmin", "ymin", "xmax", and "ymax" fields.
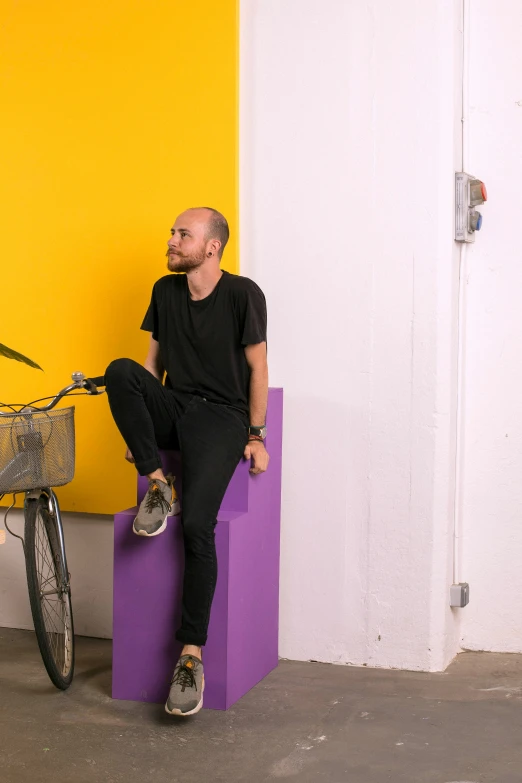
[
  {"xmin": 455, "ymin": 172, "xmax": 487, "ymax": 243},
  {"xmin": 450, "ymin": 582, "xmax": 470, "ymax": 608}
]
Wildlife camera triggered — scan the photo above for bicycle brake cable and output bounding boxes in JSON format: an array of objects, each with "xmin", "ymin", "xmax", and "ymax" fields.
[
  {"xmin": 25, "ymin": 391, "xmax": 94, "ymax": 408},
  {"xmin": 3, "ymin": 494, "xmax": 25, "ymax": 552}
]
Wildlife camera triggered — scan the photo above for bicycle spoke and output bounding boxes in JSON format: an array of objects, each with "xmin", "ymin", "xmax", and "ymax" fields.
[
  {"xmin": 42, "ymin": 595, "xmax": 64, "ymax": 629},
  {"xmin": 39, "ymin": 578, "xmax": 58, "ymax": 592},
  {"xmin": 41, "ymin": 593, "xmax": 72, "ymax": 670},
  {"xmin": 35, "ymin": 520, "xmax": 54, "ymax": 587},
  {"xmin": 35, "ymin": 513, "xmax": 61, "ymax": 597},
  {"xmin": 43, "ymin": 603, "xmax": 66, "ymax": 663},
  {"xmin": 36, "ymin": 515, "xmax": 55, "ymax": 578},
  {"xmin": 41, "ymin": 601, "xmax": 65, "ymax": 668},
  {"xmin": 35, "ymin": 520, "xmax": 46, "ymax": 578}
]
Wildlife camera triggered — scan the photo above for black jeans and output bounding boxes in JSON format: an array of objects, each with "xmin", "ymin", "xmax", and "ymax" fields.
[{"xmin": 105, "ymin": 359, "xmax": 248, "ymax": 647}]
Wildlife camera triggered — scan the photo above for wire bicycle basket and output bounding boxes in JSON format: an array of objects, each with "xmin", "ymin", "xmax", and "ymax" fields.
[{"xmin": 0, "ymin": 406, "xmax": 75, "ymax": 493}]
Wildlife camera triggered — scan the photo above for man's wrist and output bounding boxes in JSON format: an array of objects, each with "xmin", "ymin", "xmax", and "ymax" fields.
[{"xmin": 248, "ymin": 424, "xmax": 267, "ymax": 440}]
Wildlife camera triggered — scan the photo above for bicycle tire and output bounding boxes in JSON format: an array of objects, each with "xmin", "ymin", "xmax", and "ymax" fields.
[{"xmin": 24, "ymin": 495, "xmax": 75, "ymax": 689}]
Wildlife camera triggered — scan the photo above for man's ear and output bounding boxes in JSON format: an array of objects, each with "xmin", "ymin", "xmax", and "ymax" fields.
[{"xmin": 208, "ymin": 238, "xmax": 221, "ymax": 257}]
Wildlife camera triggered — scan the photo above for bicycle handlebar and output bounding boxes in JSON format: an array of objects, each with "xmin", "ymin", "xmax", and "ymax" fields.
[
  {"xmin": 0, "ymin": 372, "xmax": 106, "ymax": 415},
  {"xmin": 42, "ymin": 373, "xmax": 106, "ymax": 410},
  {"xmin": 83, "ymin": 376, "xmax": 106, "ymax": 394}
]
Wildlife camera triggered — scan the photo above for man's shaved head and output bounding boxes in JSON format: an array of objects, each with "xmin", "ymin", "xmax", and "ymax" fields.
[{"xmin": 190, "ymin": 207, "xmax": 229, "ymax": 259}]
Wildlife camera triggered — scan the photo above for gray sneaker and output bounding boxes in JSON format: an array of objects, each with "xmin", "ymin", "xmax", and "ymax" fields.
[
  {"xmin": 165, "ymin": 655, "xmax": 204, "ymax": 717},
  {"xmin": 133, "ymin": 476, "xmax": 180, "ymax": 537}
]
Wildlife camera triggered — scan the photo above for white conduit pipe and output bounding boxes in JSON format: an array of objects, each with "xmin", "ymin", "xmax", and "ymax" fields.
[{"xmin": 452, "ymin": 0, "xmax": 471, "ymax": 587}]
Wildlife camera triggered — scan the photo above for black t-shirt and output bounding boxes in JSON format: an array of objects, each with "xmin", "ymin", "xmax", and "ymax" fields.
[{"xmin": 141, "ymin": 270, "xmax": 267, "ymax": 417}]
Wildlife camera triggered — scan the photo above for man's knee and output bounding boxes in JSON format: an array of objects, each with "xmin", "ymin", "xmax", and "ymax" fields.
[
  {"xmin": 181, "ymin": 514, "xmax": 217, "ymax": 553},
  {"xmin": 105, "ymin": 358, "xmax": 138, "ymax": 389}
]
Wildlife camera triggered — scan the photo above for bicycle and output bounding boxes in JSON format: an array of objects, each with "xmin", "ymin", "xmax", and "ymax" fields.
[{"xmin": 0, "ymin": 372, "xmax": 105, "ymax": 690}]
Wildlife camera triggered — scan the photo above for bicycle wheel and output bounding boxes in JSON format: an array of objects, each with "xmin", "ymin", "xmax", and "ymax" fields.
[{"xmin": 24, "ymin": 495, "xmax": 75, "ymax": 689}]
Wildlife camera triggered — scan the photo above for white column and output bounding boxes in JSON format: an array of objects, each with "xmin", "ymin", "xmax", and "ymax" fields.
[{"xmin": 240, "ymin": 0, "xmax": 463, "ymax": 670}]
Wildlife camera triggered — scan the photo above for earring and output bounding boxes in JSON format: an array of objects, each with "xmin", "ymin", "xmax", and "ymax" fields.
[{"xmin": 207, "ymin": 252, "xmax": 213, "ymax": 257}]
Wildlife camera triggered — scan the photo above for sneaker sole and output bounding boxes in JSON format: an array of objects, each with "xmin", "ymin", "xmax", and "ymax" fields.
[
  {"xmin": 164, "ymin": 695, "xmax": 203, "ymax": 717},
  {"xmin": 132, "ymin": 505, "xmax": 179, "ymax": 538},
  {"xmin": 164, "ymin": 677, "xmax": 205, "ymax": 717}
]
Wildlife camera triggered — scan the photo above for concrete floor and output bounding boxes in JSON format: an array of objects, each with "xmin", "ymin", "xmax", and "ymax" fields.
[{"xmin": 1, "ymin": 629, "xmax": 522, "ymax": 783}]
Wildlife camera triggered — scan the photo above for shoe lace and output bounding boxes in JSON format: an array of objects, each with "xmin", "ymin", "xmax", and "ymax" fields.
[
  {"xmin": 145, "ymin": 482, "xmax": 171, "ymax": 515},
  {"xmin": 171, "ymin": 661, "xmax": 198, "ymax": 692}
]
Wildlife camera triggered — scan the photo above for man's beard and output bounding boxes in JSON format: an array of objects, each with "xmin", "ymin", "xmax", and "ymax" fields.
[{"xmin": 166, "ymin": 248, "xmax": 206, "ymax": 273}]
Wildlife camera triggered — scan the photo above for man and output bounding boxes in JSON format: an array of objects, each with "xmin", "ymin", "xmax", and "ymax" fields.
[{"xmin": 105, "ymin": 207, "xmax": 269, "ymax": 717}]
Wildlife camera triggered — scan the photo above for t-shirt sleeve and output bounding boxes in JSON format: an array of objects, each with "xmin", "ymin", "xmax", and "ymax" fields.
[
  {"xmin": 240, "ymin": 282, "xmax": 267, "ymax": 346},
  {"xmin": 141, "ymin": 284, "xmax": 159, "ymax": 340}
]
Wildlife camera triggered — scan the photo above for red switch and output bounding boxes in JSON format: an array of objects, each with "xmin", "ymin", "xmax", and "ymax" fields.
[{"xmin": 481, "ymin": 182, "xmax": 488, "ymax": 202}]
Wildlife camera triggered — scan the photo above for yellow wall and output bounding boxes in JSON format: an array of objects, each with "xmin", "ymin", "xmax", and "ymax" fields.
[{"xmin": 0, "ymin": 0, "xmax": 238, "ymax": 513}]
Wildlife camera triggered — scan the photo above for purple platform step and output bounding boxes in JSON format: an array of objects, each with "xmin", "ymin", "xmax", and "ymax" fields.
[{"xmin": 112, "ymin": 388, "xmax": 283, "ymax": 710}]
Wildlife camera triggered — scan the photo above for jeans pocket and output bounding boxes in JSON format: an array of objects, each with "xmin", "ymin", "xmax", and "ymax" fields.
[{"xmin": 203, "ymin": 399, "xmax": 248, "ymax": 430}]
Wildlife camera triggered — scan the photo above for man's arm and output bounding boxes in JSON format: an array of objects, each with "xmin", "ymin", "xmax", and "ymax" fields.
[
  {"xmin": 244, "ymin": 341, "xmax": 269, "ymax": 474},
  {"xmin": 144, "ymin": 336, "xmax": 164, "ymax": 381}
]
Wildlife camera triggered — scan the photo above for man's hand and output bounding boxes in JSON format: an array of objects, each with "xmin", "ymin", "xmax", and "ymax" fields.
[
  {"xmin": 125, "ymin": 447, "xmax": 135, "ymax": 464},
  {"xmin": 244, "ymin": 440, "xmax": 269, "ymax": 474}
]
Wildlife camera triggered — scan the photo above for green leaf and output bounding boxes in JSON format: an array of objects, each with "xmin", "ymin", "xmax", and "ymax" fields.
[{"xmin": 0, "ymin": 343, "xmax": 43, "ymax": 371}]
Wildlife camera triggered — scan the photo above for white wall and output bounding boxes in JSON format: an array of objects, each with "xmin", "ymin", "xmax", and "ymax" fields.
[
  {"xmin": 460, "ymin": 1, "xmax": 522, "ymax": 652},
  {"xmin": 241, "ymin": 0, "xmax": 463, "ymax": 670},
  {"xmin": 6, "ymin": 1, "xmax": 520, "ymax": 669},
  {"xmin": 0, "ymin": 510, "xmax": 113, "ymax": 638}
]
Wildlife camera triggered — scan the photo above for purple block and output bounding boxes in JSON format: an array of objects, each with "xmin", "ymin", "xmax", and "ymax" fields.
[{"xmin": 112, "ymin": 388, "xmax": 283, "ymax": 710}]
